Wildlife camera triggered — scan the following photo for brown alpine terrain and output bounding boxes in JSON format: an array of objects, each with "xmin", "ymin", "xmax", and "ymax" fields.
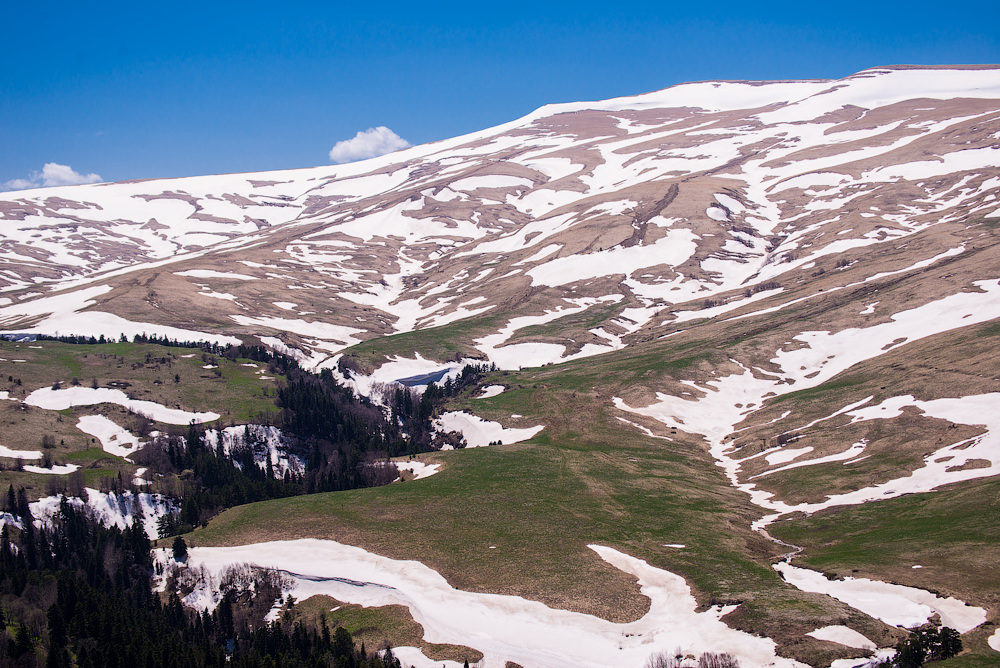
[{"xmin": 1, "ymin": 65, "xmax": 999, "ymax": 667}]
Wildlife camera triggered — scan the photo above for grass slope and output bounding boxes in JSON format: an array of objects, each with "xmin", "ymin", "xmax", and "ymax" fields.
[
  {"xmin": 0, "ymin": 341, "xmax": 279, "ymax": 499},
  {"xmin": 770, "ymin": 477, "xmax": 1000, "ymax": 662},
  {"xmin": 191, "ymin": 357, "xmax": 888, "ymax": 665}
]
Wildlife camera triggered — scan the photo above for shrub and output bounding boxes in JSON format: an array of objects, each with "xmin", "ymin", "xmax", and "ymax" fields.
[{"xmin": 699, "ymin": 653, "xmax": 740, "ymax": 668}]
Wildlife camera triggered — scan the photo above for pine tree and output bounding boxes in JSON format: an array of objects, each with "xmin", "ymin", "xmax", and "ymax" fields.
[{"xmin": 173, "ymin": 536, "xmax": 188, "ymax": 561}]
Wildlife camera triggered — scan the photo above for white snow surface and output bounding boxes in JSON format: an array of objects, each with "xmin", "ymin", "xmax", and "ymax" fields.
[
  {"xmin": 30, "ymin": 488, "xmax": 176, "ymax": 540},
  {"xmin": 0, "ymin": 285, "xmax": 240, "ymax": 345},
  {"xmin": 764, "ymin": 446, "xmax": 813, "ymax": 466},
  {"xmin": 76, "ymin": 415, "xmax": 143, "ymax": 458},
  {"xmin": 23, "ymin": 464, "xmax": 80, "ymax": 475},
  {"xmin": 805, "ymin": 626, "xmax": 875, "ymax": 650},
  {"xmin": 474, "ymin": 296, "xmax": 623, "ymax": 369},
  {"xmin": 230, "ymin": 315, "xmax": 364, "ymax": 353},
  {"xmin": 751, "ymin": 440, "xmax": 867, "ymax": 479},
  {"xmin": 395, "ymin": 461, "xmax": 441, "ymax": 480},
  {"xmin": 387, "ymin": 647, "xmax": 465, "ymax": 668},
  {"xmin": 3, "ymin": 67, "xmax": 997, "ymax": 370},
  {"xmin": 988, "ymin": 628, "xmax": 1000, "ymax": 652},
  {"xmin": 0, "ymin": 445, "xmax": 43, "ymax": 459},
  {"xmin": 184, "ymin": 539, "xmax": 805, "ymax": 668},
  {"xmin": 775, "ymin": 563, "xmax": 986, "ymax": 632},
  {"xmin": 830, "ymin": 650, "xmax": 898, "ymax": 668},
  {"xmin": 434, "ymin": 411, "xmax": 543, "ymax": 448},
  {"xmin": 25, "ymin": 386, "xmax": 219, "ymax": 424},
  {"xmin": 476, "ymin": 385, "xmax": 506, "ymax": 399}
]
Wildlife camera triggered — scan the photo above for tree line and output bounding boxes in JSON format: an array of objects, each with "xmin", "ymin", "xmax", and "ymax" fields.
[{"xmin": 0, "ymin": 488, "xmax": 410, "ymax": 667}]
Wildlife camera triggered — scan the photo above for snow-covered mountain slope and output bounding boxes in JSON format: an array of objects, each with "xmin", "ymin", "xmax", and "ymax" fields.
[
  {"xmin": 5, "ymin": 65, "xmax": 1000, "ymax": 666},
  {"xmin": 2, "ymin": 65, "xmax": 999, "ymax": 372},
  {"xmin": 2, "ymin": 65, "xmax": 1000, "ymax": 508}
]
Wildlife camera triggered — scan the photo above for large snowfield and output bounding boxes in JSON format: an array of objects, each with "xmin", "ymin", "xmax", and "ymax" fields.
[{"xmin": 183, "ymin": 539, "xmax": 805, "ymax": 668}]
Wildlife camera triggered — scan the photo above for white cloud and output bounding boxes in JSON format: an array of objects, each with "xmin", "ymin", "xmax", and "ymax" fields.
[
  {"xmin": 329, "ymin": 126, "xmax": 411, "ymax": 164},
  {"xmin": 1, "ymin": 162, "xmax": 103, "ymax": 192}
]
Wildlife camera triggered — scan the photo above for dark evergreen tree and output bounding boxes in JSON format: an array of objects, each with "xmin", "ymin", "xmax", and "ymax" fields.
[{"xmin": 172, "ymin": 536, "xmax": 188, "ymax": 561}]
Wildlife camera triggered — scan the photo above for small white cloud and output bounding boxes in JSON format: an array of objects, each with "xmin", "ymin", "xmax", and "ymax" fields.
[
  {"xmin": 329, "ymin": 126, "xmax": 411, "ymax": 164},
  {"xmin": 2, "ymin": 178, "xmax": 38, "ymax": 191},
  {"xmin": 1, "ymin": 162, "xmax": 103, "ymax": 192}
]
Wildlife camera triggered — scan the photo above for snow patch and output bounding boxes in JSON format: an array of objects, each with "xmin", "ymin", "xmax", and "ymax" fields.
[
  {"xmin": 0, "ymin": 445, "xmax": 43, "ymax": 459},
  {"xmin": 775, "ymin": 563, "xmax": 986, "ymax": 632},
  {"xmin": 434, "ymin": 411, "xmax": 543, "ymax": 448},
  {"xmin": 806, "ymin": 626, "xmax": 875, "ymax": 650},
  {"xmin": 31, "ymin": 488, "xmax": 176, "ymax": 540},
  {"xmin": 987, "ymin": 628, "xmax": 1000, "ymax": 652},
  {"xmin": 203, "ymin": 424, "xmax": 303, "ymax": 478},
  {"xmin": 23, "ymin": 464, "xmax": 80, "ymax": 475},
  {"xmin": 76, "ymin": 415, "xmax": 143, "ymax": 458},
  {"xmin": 395, "ymin": 461, "xmax": 441, "ymax": 480},
  {"xmin": 26, "ymin": 386, "xmax": 219, "ymax": 424}
]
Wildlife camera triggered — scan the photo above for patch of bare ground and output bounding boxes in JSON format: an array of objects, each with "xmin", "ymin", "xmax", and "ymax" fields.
[{"xmin": 286, "ymin": 595, "xmax": 483, "ymax": 664}]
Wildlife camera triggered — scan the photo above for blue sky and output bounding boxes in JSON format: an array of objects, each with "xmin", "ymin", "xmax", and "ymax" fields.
[{"xmin": 2, "ymin": 1, "xmax": 998, "ymax": 188}]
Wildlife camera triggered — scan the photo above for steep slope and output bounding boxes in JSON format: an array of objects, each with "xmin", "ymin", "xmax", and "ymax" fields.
[{"xmin": 2, "ymin": 65, "xmax": 1000, "ymax": 667}]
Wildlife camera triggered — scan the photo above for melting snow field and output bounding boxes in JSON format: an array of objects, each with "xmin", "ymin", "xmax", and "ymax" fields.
[
  {"xmin": 0, "ymin": 284, "xmax": 241, "ymax": 346},
  {"xmin": 332, "ymin": 353, "xmax": 473, "ymax": 401},
  {"xmin": 0, "ymin": 445, "xmax": 43, "ymax": 459},
  {"xmin": 805, "ymin": 626, "xmax": 875, "ymax": 650},
  {"xmin": 612, "ymin": 282, "xmax": 1000, "ymax": 639},
  {"xmin": 775, "ymin": 563, "xmax": 986, "ymax": 633},
  {"xmin": 25, "ymin": 386, "xmax": 220, "ymax": 424},
  {"xmin": 614, "ymin": 282, "xmax": 1000, "ymax": 524},
  {"xmin": 23, "ymin": 464, "xmax": 80, "ymax": 475},
  {"xmin": 31, "ymin": 488, "xmax": 176, "ymax": 540},
  {"xmin": 76, "ymin": 415, "xmax": 143, "ymax": 458},
  {"xmin": 476, "ymin": 385, "xmax": 506, "ymax": 399},
  {"xmin": 395, "ymin": 461, "xmax": 441, "ymax": 480},
  {"xmin": 203, "ymin": 424, "xmax": 302, "ymax": 478},
  {"xmin": 473, "ymin": 297, "xmax": 624, "ymax": 369},
  {"xmin": 184, "ymin": 539, "xmax": 804, "ymax": 668},
  {"xmin": 434, "ymin": 411, "xmax": 544, "ymax": 448}
]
